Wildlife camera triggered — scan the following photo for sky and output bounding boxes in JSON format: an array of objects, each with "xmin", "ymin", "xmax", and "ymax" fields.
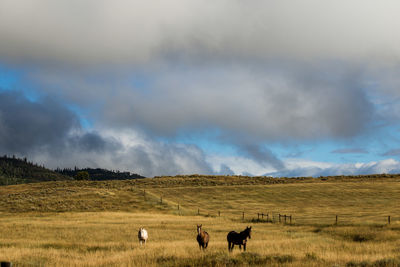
[{"xmin": 1, "ymin": 0, "xmax": 400, "ymax": 177}]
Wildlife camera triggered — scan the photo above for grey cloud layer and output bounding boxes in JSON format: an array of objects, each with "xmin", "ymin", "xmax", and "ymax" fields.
[
  {"xmin": 0, "ymin": 0, "xmax": 390, "ymax": 144},
  {"xmin": 0, "ymin": 91, "xmax": 213, "ymax": 176},
  {"xmin": 31, "ymin": 64, "xmax": 374, "ymax": 141},
  {"xmin": 0, "ymin": 91, "xmax": 79, "ymax": 154},
  {"xmin": 1, "ymin": 0, "xmax": 400, "ymax": 65}
]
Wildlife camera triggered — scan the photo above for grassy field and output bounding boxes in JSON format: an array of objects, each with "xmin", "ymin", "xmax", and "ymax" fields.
[{"xmin": 1, "ymin": 175, "xmax": 400, "ymax": 266}]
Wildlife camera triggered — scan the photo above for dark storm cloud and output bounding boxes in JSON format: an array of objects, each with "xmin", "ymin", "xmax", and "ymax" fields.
[
  {"xmin": 0, "ymin": 90, "xmax": 79, "ymax": 154},
  {"xmin": 0, "ymin": 91, "xmax": 213, "ymax": 176},
  {"xmin": 0, "ymin": 90, "xmax": 120, "ymax": 156},
  {"xmin": 68, "ymin": 132, "xmax": 121, "ymax": 153}
]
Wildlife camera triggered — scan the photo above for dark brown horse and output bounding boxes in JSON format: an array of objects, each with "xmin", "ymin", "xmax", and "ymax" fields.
[
  {"xmin": 227, "ymin": 226, "xmax": 252, "ymax": 252},
  {"xmin": 196, "ymin": 224, "xmax": 209, "ymax": 250}
]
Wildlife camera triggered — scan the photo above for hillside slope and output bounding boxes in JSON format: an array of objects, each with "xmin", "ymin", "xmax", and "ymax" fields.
[
  {"xmin": 1, "ymin": 175, "xmax": 399, "ymax": 225},
  {"xmin": 0, "ymin": 156, "xmax": 72, "ymax": 185}
]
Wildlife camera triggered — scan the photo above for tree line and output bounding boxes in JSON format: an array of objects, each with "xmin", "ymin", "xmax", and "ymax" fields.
[{"xmin": 55, "ymin": 167, "xmax": 144, "ymax": 180}]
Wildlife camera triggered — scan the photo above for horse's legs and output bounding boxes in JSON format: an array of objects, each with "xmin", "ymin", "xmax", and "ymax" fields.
[
  {"xmin": 228, "ymin": 242, "xmax": 231, "ymax": 252},
  {"xmin": 205, "ymin": 242, "xmax": 208, "ymax": 249},
  {"xmin": 243, "ymin": 243, "xmax": 246, "ymax": 251},
  {"xmin": 239, "ymin": 244, "xmax": 242, "ymax": 250},
  {"xmin": 139, "ymin": 240, "xmax": 142, "ymax": 246}
]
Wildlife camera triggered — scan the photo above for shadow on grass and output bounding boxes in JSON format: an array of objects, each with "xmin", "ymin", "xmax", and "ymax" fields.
[
  {"xmin": 346, "ymin": 258, "xmax": 400, "ymax": 267},
  {"xmin": 156, "ymin": 252, "xmax": 295, "ymax": 267}
]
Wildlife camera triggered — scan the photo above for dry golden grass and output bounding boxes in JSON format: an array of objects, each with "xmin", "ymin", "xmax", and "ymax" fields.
[
  {"xmin": 0, "ymin": 176, "xmax": 400, "ymax": 266},
  {"xmin": 1, "ymin": 176, "xmax": 399, "ymax": 224},
  {"xmin": 0, "ymin": 212, "xmax": 399, "ymax": 266},
  {"xmin": 148, "ymin": 181, "xmax": 400, "ymax": 224}
]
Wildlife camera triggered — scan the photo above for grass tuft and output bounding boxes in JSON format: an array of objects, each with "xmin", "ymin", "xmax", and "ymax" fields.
[
  {"xmin": 351, "ymin": 234, "xmax": 375, "ymax": 242},
  {"xmin": 155, "ymin": 252, "xmax": 295, "ymax": 266},
  {"xmin": 346, "ymin": 258, "xmax": 400, "ymax": 267},
  {"xmin": 305, "ymin": 252, "xmax": 318, "ymax": 261}
]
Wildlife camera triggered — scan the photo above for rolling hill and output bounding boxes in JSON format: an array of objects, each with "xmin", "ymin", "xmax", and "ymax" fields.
[
  {"xmin": 0, "ymin": 156, "xmax": 145, "ymax": 185},
  {"xmin": 1, "ymin": 174, "xmax": 399, "ymax": 225},
  {"xmin": 0, "ymin": 155, "xmax": 72, "ymax": 185}
]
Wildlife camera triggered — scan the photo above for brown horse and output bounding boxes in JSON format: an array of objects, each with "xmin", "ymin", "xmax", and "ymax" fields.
[
  {"xmin": 196, "ymin": 224, "xmax": 209, "ymax": 250},
  {"xmin": 227, "ymin": 226, "xmax": 252, "ymax": 252}
]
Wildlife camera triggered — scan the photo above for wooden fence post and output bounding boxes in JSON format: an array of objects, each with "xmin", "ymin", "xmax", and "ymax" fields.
[
  {"xmin": 198, "ymin": 208, "xmax": 200, "ymax": 215},
  {"xmin": 242, "ymin": 211, "xmax": 245, "ymax": 220},
  {"xmin": 257, "ymin": 213, "xmax": 260, "ymax": 220},
  {"xmin": 388, "ymin": 216, "xmax": 391, "ymax": 224},
  {"xmin": 335, "ymin": 215, "xmax": 338, "ymax": 225},
  {"xmin": 262, "ymin": 213, "xmax": 264, "ymax": 220},
  {"xmin": 284, "ymin": 215, "xmax": 287, "ymax": 224},
  {"xmin": 218, "ymin": 211, "xmax": 220, "ymax": 217}
]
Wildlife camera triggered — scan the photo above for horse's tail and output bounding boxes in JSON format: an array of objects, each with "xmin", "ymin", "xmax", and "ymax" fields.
[{"xmin": 227, "ymin": 231, "xmax": 235, "ymax": 242}]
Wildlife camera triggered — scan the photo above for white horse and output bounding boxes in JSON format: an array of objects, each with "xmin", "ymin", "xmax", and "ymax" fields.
[{"xmin": 138, "ymin": 227, "xmax": 148, "ymax": 246}]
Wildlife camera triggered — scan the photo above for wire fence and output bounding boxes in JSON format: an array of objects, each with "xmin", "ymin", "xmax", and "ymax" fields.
[{"xmin": 141, "ymin": 189, "xmax": 398, "ymax": 226}]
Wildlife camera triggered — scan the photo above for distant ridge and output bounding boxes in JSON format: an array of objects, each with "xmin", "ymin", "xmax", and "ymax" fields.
[
  {"xmin": 55, "ymin": 167, "xmax": 145, "ymax": 180},
  {"xmin": 0, "ymin": 155, "xmax": 72, "ymax": 185},
  {"xmin": 0, "ymin": 156, "xmax": 145, "ymax": 186}
]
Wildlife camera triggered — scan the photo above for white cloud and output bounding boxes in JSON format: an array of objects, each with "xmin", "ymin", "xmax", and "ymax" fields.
[
  {"xmin": 36, "ymin": 128, "xmax": 214, "ymax": 177},
  {"xmin": 267, "ymin": 158, "xmax": 400, "ymax": 177},
  {"xmin": 206, "ymin": 154, "xmax": 276, "ymax": 176},
  {"xmin": 207, "ymin": 155, "xmax": 400, "ymax": 177}
]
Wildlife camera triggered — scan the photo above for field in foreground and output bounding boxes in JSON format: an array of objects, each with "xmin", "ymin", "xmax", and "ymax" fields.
[
  {"xmin": 1, "ymin": 175, "xmax": 400, "ymax": 266},
  {"xmin": 1, "ymin": 212, "xmax": 400, "ymax": 266}
]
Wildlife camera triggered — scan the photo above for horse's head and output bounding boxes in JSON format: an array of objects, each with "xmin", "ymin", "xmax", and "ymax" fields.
[
  {"xmin": 246, "ymin": 226, "xmax": 252, "ymax": 239},
  {"xmin": 197, "ymin": 224, "xmax": 202, "ymax": 235}
]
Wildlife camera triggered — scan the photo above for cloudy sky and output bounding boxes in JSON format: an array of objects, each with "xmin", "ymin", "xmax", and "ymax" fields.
[{"xmin": 1, "ymin": 0, "xmax": 400, "ymax": 177}]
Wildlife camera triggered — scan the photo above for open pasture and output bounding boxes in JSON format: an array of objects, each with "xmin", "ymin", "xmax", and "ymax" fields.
[
  {"xmin": 0, "ymin": 212, "xmax": 399, "ymax": 266},
  {"xmin": 1, "ymin": 175, "xmax": 400, "ymax": 266}
]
